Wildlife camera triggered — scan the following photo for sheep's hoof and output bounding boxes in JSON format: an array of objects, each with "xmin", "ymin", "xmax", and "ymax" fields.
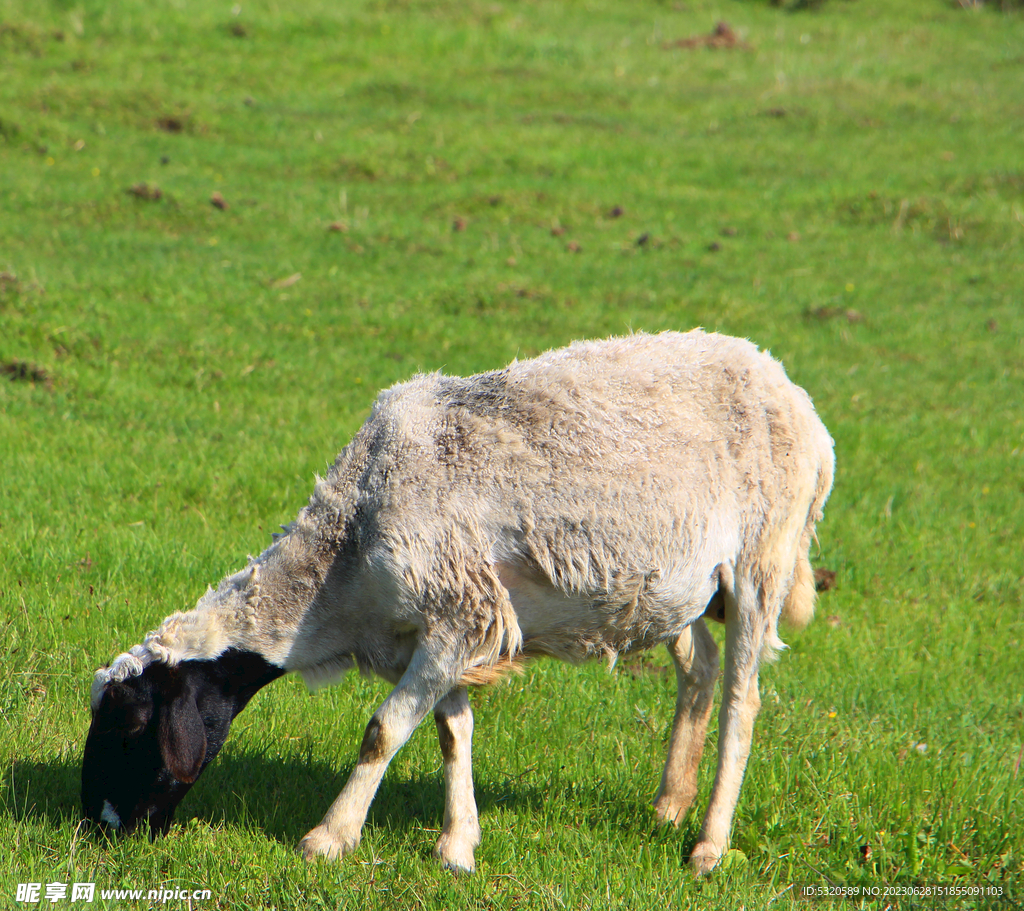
[
  {"xmin": 652, "ymin": 791, "xmax": 695, "ymax": 827},
  {"xmin": 298, "ymin": 825, "xmax": 359, "ymax": 862},
  {"xmin": 689, "ymin": 841, "xmax": 724, "ymax": 875},
  {"xmin": 434, "ymin": 833, "xmax": 478, "ymax": 873}
]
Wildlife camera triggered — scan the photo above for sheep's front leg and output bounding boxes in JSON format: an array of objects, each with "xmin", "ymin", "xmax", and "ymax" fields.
[
  {"xmin": 653, "ymin": 619, "xmax": 719, "ymax": 826},
  {"xmin": 690, "ymin": 576, "xmax": 767, "ymax": 874},
  {"xmin": 299, "ymin": 654, "xmax": 457, "ymax": 863},
  {"xmin": 432, "ymin": 686, "xmax": 481, "ymax": 873}
]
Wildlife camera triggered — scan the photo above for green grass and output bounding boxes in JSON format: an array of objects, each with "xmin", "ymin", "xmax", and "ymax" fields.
[{"xmin": 2, "ymin": 0, "xmax": 1023, "ymax": 907}]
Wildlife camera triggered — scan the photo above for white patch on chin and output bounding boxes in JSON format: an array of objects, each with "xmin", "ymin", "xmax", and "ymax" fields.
[{"xmin": 100, "ymin": 800, "xmax": 122, "ymax": 829}]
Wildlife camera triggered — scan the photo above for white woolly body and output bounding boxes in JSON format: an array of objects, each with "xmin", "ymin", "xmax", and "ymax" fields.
[
  {"xmin": 95, "ymin": 331, "xmax": 832, "ymax": 701},
  {"xmin": 91, "ymin": 330, "xmax": 833, "ymax": 874},
  {"xmin": 96, "ymin": 330, "xmax": 831, "ymax": 698}
]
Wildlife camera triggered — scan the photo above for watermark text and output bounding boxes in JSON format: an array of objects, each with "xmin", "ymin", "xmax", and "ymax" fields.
[{"xmin": 15, "ymin": 883, "xmax": 212, "ymax": 904}]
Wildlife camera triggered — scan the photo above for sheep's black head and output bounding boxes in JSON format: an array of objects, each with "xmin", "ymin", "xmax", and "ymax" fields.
[{"xmin": 82, "ymin": 649, "xmax": 283, "ymax": 837}]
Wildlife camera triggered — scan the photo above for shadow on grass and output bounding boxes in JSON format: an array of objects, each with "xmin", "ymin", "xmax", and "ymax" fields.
[
  {"xmin": 3, "ymin": 751, "xmax": 692, "ymax": 853},
  {"xmin": 3, "ymin": 756, "xmax": 82, "ymax": 832}
]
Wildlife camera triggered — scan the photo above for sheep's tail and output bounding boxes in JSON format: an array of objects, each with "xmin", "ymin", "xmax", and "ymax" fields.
[
  {"xmin": 780, "ymin": 549, "xmax": 815, "ymax": 630},
  {"xmin": 780, "ymin": 447, "xmax": 834, "ymax": 630}
]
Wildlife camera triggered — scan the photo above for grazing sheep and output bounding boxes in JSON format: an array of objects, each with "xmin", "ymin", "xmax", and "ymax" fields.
[{"xmin": 82, "ymin": 329, "xmax": 833, "ymax": 874}]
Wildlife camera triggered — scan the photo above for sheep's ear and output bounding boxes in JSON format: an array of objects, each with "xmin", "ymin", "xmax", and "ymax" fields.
[{"xmin": 158, "ymin": 691, "xmax": 207, "ymax": 783}]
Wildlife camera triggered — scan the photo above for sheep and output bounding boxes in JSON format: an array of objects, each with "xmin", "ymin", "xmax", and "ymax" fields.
[{"xmin": 82, "ymin": 329, "xmax": 834, "ymax": 874}]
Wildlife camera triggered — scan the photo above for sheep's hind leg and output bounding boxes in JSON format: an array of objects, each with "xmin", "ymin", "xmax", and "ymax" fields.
[
  {"xmin": 690, "ymin": 574, "xmax": 767, "ymax": 874},
  {"xmin": 432, "ymin": 686, "xmax": 481, "ymax": 873},
  {"xmin": 299, "ymin": 649, "xmax": 462, "ymax": 863},
  {"xmin": 653, "ymin": 619, "xmax": 719, "ymax": 827}
]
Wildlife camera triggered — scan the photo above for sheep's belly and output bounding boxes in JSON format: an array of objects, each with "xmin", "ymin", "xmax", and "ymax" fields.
[{"xmin": 498, "ymin": 562, "xmax": 713, "ymax": 664}]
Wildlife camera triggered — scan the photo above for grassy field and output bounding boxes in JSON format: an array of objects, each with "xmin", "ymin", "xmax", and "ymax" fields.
[{"xmin": 2, "ymin": 0, "xmax": 1023, "ymax": 907}]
